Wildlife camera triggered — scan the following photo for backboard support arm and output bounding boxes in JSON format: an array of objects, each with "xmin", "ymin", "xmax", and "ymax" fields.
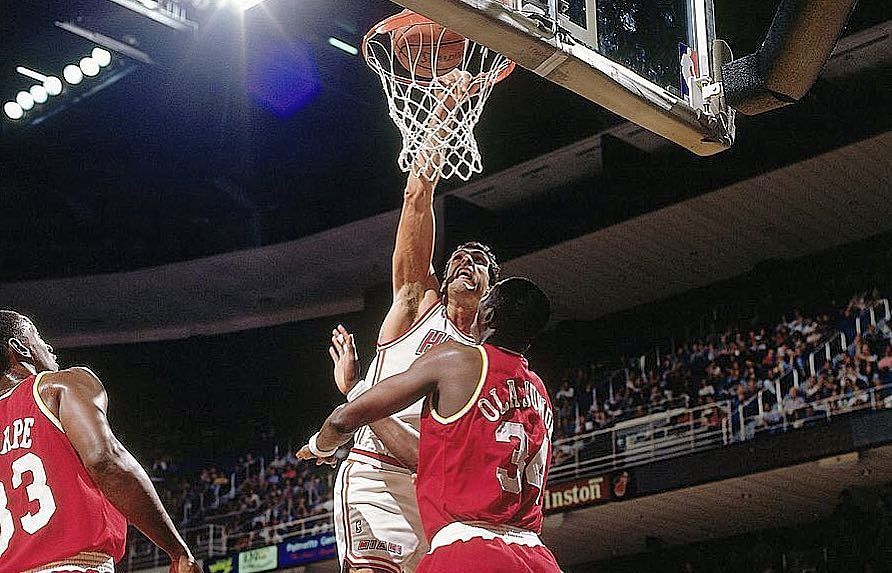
[{"xmin": 722, "ymin": 0, "xmax": 859, "ymax": 116}]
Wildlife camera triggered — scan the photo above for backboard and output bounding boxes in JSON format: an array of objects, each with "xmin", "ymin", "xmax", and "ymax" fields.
[{"xmin": 387, "ymin": 0, "xmax": 735, "ymax": 156}]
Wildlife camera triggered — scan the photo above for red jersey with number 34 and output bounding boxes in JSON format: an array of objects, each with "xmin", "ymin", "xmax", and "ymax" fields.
[
  {"xmin": 0, "ymin": 373, "xmax": 127, "ymax": 572},
  {"xmin": 417, "ymin": 344, "xmax": 554, "ymax": 540}
]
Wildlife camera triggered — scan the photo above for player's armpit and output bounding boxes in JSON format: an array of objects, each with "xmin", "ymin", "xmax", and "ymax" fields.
[
  {"xmin": 313, "ymin": 343, "xmax": 463, "ymax": 452},
  {"xmin": 368, "ymin": 417, "xmax": 420, "ymax": 471}
]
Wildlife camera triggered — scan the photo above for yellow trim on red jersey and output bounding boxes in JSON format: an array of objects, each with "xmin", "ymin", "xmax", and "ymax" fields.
[
  {"xmin": 32, "ymin": 372, "xmax": 64, "ymax": 433},
  {"xmin": 430, "ymin": 345, "xmax": 488, "ymax": 424}
]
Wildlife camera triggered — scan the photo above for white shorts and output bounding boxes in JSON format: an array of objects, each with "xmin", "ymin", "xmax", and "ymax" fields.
[
  {"xmin": 24, "ymin": 552, "xmax": 115, "ymax": 573},
  {"xmin": 334, "ymin": 456, "xmax": 428, "ymax": 573}
]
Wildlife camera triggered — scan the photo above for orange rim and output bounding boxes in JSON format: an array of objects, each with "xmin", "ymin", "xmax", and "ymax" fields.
[{"xmin": 362, "ymin": 9, "xmax": 516, "ymax": 87}]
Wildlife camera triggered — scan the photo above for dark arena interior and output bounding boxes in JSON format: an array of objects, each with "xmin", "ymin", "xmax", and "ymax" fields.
[{"xmin": 1, "ymin": 0, "xmax": 891, "ymax": 572}]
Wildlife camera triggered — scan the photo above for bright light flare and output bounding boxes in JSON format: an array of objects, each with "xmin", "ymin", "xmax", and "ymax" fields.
[{"xmin": 219, "ymin": 0, "xmax": 267, "ymax": 11}]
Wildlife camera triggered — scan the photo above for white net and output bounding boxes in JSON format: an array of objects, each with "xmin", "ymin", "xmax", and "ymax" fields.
[{"xmin": 364, "ymin": 11, "xmax": 515, "ymax": 181}]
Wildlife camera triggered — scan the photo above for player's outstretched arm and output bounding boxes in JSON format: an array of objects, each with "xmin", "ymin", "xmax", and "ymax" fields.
[
  {"xmin": 378, "ymin": 172, "xmax": 441, "ymax": 344},
  {"xmin": 41, "ymin": 368, "xmax": 199, "ymax": 573},
  {"xmin": 299, "ymin": 344, "xmax": 467, "ymax": 458}
]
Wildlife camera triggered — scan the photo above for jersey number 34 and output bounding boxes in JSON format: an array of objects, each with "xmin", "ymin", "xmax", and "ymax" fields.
[{"xmin": 495, "ymin": 421, "xmax": 548, "ymax": 503}]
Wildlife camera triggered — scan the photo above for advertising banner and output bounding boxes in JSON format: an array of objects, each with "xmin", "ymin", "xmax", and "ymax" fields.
[
  {"xmin": 278, "ymin": 532, "xmax": 338, "ymax": 566},
  {"xmin": 205, "ymin": 555, "xmax": 238, "ymax": 573},
  {"xmin": 543, "ymin": 470, "xmax": 633, "ymax": 514},
  {"xmin": 238, "ymin": 545, "xmax": 278, "ymax": 573}
]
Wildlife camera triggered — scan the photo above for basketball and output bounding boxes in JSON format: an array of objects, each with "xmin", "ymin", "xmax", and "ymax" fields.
[{"xmin": 392, "ymin": 22, "xmax": 467, "ymax": 79}]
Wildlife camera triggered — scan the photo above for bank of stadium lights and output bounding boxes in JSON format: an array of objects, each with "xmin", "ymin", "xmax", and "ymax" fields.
[{"xmin": 4, "ymin": 47, "xmax": 112, "ymax": 121}]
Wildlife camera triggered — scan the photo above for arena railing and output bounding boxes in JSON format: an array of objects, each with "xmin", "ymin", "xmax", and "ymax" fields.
[
  {"xmin": 548, "ymin": 400, "xmax": 731, "ymax": 483},
  {"xmin": 728, "ymin": 381, "xmax": 892, "ymax": 441},
  {"xmin": 855, "ymin": 298, "xmax": 891, "ymax": 336},
  {"xmin": 120, "ymin": 524, "xmax": 227, "ymax": 571},
  {"xmin": 120, "ymin": 512, "xmax": 336, "ymax": 571}
]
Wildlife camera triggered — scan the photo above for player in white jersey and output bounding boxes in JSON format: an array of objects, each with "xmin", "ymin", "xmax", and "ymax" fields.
[{"xmin": 323, "ymin": 167, "xmax": 500, "ymax": 572}]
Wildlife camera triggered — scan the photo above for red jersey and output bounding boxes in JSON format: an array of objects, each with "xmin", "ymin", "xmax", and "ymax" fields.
[
  {"xmin": 417, "ymin": 344, "xmax": 554, "ymax": 540},
  {"xmin": 0, "ymin": 373, "xmax": 127, "ymax": 572}
]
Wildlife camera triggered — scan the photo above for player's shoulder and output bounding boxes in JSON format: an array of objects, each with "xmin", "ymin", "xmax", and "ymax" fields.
[
  {"xmin": 39, "ymin": 367, "xmax": 106, "ymax": 394},
  {"xmin": 421, "ymin": 340, "xmax": 480, "ymax": 363}
]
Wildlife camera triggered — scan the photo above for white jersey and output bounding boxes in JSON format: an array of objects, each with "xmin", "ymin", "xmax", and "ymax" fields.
[{"xmin": 347, "ymin": 301, "xmax": 474, "ymax": 468}]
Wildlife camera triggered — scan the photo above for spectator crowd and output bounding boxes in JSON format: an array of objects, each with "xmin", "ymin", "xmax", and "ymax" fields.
[
  {"xmin": 549, "ymin": 291, "xmax": 892, "ymax": 442},
  {"xmin": 148, "ymin": 449, "xmax": 336, "ymax": 550}
]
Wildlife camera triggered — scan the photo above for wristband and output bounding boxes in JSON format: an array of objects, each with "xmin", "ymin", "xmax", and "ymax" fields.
[{"xmin": 308, "ymin": 432, "xmax": 339, "ymax": 458}]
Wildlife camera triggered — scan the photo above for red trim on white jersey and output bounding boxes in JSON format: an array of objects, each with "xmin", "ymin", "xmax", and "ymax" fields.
[{"xmin": 377, "ymin": 301, "xmax": 442, "ymax": 349}]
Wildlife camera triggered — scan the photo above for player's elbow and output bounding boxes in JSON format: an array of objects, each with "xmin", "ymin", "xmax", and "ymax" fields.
[
  {"xmin": 82, "ymin": 442, "xmax": 131, "ymax": 478},
  {"xmin": 328, "ymin": 404, "xmax": 359, "ymax": 436}
]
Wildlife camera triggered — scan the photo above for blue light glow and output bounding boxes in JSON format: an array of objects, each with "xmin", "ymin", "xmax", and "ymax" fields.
[{"xmin": 245, "ymin": 40, "xmax": 321, "ymax": 119}]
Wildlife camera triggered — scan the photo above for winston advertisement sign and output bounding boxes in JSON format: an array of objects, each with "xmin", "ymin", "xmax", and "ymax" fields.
[{"xmin": 543, "ymin": 471, "xmax": 632, "ymax": 514}]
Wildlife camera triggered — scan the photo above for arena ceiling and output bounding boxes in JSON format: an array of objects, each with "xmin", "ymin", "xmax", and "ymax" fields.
[{"xmin": 0, "ymin": 1, "xmax": 890, "ymax": 345}]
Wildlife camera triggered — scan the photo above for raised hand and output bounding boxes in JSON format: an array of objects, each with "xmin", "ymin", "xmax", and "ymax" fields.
[{"xmin": 330, "ymin": 324, "xmax": 360, "ymax": 396}]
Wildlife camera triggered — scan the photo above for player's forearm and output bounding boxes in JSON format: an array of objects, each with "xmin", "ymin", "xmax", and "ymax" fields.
[
  {"xmin": 369, "ymin": 417, "xmax": 419, "ymax": 471},
  {"xmin": 392, "ymin": 175, "xmax": 436, "ymax": 289},
  {"xmin": 86, "ymin": 445, "xmax": 191, "ymax": 559}
]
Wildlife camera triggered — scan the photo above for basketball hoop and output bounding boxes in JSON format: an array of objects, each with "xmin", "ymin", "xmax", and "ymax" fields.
[{"xmin": 363, "ymin": 10, "xmax": 515, "ymax": 181}]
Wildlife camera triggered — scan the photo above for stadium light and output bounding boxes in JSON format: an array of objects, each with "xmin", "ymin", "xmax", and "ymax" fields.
[
  {"xmin": 16, "ymin": 91, "xmax": 34, "ymax": 111},
  {"xmin": 4, "ymin": 102, "xmax": 24, "ymax": 120},
  {"xmin": 44, "ymin": 77, "xmax": 63, "ymax": 96},
  {"xmin": 328, "ymin": 37, "xmax": 358, "ymax": 56},
  {"xmin": 80, "ymin": 57, "xmax": 100, "ymax": 77},
  {"xmin": 30, "ymin": 85, "xmax": 49, "ymax": 104},
  {"xmin": 92, "ymin": 47, "xmax": 112, "ymax": 67},
  {"xmin": 17, "ymin": 67, "xmax": 64, "ymax": 97},
  {"xmin": 63, "ymin": 64, "xmax": 84, "ymax": 85},
  {"xmin": 219, "ymin": 0, "xmax": 267, "ymax": 11},
  {"xmin": 7, "ymin": 48, "xmax": 117, "ymax": 122}
]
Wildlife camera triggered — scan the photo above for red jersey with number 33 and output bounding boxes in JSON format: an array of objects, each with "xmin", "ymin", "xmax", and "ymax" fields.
[
  {"xmin": 417, "ymin": 344, "xmax": 554, "ymax": 540},
  {"xmin": 0, "ymin": 373, "xmax": 127, "ymax": 572}
]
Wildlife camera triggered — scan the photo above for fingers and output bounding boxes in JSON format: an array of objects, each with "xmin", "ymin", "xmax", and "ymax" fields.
[
  {"xmin": 330, "ymin": 324, "xmax": 358, "ymax": 361},
  {"xmin": 329, "ymin": 345, "xmax": 339, "ymax": 365},
  {"xmin": 331, "ymin": 325, "xmax": 349, "ymax": 347},
  {"xmin": 347, "ymin": 334, "xmax": 358, "ymax": 360},
  {"xmin": 297, "ymin": 445, "xmax": 337, "ymax": 468}
]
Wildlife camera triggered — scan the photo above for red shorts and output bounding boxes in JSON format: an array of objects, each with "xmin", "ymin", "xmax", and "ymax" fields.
[{"xmin": 416, "ymin": 537, "xmax": 561, "ymax": 573}]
